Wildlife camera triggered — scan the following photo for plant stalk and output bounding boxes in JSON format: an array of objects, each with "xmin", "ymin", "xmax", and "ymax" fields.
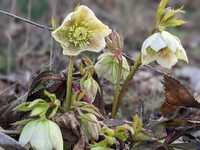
[
  {"xmin": 112, "ymin": 59, "xmax": 123, "ymax": 118},
  {"xmin": 64, "ymin": 56, "xmax": 75, "ymax": 111},
  {"xmin": 112, "ymin": 53, "xmax": 142, "ymax": 118}
]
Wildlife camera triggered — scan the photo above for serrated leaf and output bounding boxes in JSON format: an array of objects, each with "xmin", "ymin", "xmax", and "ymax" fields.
[{"xmin": 156, "ymin": 0, "xmax": 169, "ymax": 24}]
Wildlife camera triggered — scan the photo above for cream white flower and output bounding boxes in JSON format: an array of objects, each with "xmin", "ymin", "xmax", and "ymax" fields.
[
  {"xmin": 141, "ymin": 31, "xmax": 188, "ymax": 68},
  {"xmin": 19, "ymin": 119, "xmax": 63, "ymax": 150},
  {"xmin": 52, "ymin": 5, "xmax": 111, "ymax": 56},
  {"xmin": 95, "ymin": 52, "xmax": 130, "ymax": 84}
]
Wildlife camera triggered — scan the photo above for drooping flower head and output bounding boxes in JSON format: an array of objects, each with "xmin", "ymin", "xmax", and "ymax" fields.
[
  {"xmin": 52, "ymin": 5, "xmax": 111, "ymax": 56},
  {"xmin": 95, "ymin": 52, "xmax": 130, "ymax": 84},
  {"xmin": 19, "ymin": 119, "xmax": 63, "ymax": 150},
  {"xmin": 141, "ymin": 31, "xmax": 188, "ymax": 69},
  {"xmin": 80, "ymin": 76, "xmax": 100, "ymax": 103}
]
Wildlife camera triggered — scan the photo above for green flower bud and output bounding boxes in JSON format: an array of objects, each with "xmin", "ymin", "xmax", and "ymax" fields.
[{"xmin": 95, "ymin": 52, "xmax": 130, "ymax": 84}]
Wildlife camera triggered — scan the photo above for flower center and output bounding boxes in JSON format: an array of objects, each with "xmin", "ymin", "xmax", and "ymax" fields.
[
  {"xmin": 67, "ymin": 23, "xmax": 92, "ymax": 48},
  {"xmin": 159, "ymin": 48, "xmax": 171, "ymax": 57}
]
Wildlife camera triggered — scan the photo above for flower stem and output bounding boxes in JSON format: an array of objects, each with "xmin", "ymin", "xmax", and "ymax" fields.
[
  {"xmin": 64, "ymin": 56, "xmax": 75, "ymax": 111},
  {"xmin": 111, "ymin": 53, "xmax": 142, "ymax": 118},
  {"xmin": 112, "ymin": 59, "xmax": 123, "ymax": 118}
]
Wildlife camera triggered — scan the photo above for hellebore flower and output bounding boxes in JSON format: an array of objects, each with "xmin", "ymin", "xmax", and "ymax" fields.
[
  {"xmin": 52, "ymin": 5, "xmax": 111, "ymax": 56},
  {"xmin": 95, "ymin": 52, "xmax": 130, "ymax": 84},
  {"xmin": 141, "ymin": 31, "xmax": 188, "ymax": 68},
  {"xmin": 19, "ymin": 119, "xmax": 63, "ymax": 150},
  {"xmin": 81, "ymin": 76, "xmax": 100, "ymax": 103}
]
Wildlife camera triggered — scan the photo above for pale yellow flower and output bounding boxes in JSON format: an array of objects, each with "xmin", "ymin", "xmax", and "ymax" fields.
[
  {"xmin": 52, "ymin": 5, "xmax": 111, "ymax": 56},
  {"xmin": 141, "ymin": 31, "xmax": 188, "ymax": 68}
]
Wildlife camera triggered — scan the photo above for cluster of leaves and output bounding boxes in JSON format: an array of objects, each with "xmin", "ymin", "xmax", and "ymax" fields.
[
  {"xmin": 11, "ymin": 0, "xmax": 198, "ymax": 150},
  {"xmin": 155, "ymin": 0, "xmax": 186, "ymax": 31},
  {"xmin": 91, "ymin": 115, "xmax": 152, "ymax": 150}
]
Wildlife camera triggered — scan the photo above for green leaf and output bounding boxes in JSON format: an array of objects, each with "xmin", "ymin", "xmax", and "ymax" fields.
[
  {"xmin": 15, "ymin": 102, "xmax": 32, "ymax": 112},
  {"xmin": 44, "ymin": 90, "xmax": 57, "ymax": 102},
  {"xmin": 114, "ymin": 125, "xmax": 129, "ymax": 141},
  {"xmin": 162, "ymin": 19, "xmax": 187, "ymax": 27},
  {"xmin": 132, "ymin": 115, "xmax": 143, "ymax": 134},
  {"xmin": 91, "ymin": 136, "xmax": 115, "ymax": 150},
  {"xmin": 156, "ymin": 0, "xmax": 169, "ymax": 24},
  {"xmin": 30, "ymin": 103, "xmax": 49, "ymax": 117},
  {"xmin": 13, "ymin": 119, "xmax": 34, "ymax": 126},
  {"xmin": 161, "ymin": 7, "xmax": 185, "ymax": 23},
  {"xmin": 161, "ymin": 9, "xmax": 176, "ymax": 23},
  {"xmin": 101, "ymin": 127, "xmax": 115, "ymax": 137},
  {"xmin": 28, "ymin": 99, "xmax": 47, "ymax": 108},
  {"xmin": 48, "ymin": 100, "xmax": 60, "ymax": 118}
]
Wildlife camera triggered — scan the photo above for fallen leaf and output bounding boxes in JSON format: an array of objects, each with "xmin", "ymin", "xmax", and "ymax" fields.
[{"xmin": 161, "ymin": 75, "xmax": 200, "ymax": 116}]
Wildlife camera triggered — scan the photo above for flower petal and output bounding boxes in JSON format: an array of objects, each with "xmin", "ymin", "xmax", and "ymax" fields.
[
  {"xmin": 62, "ymin": 36, "xmax": 106, "ymax": 56},
  {"xmin": 73, "ymin": 5, "xmax": 95, "ymax": 25},
  {"xmin": 141, "ymin": 33, "xmax": 167, "ymax": 55},
  {"xmin": 175, "ymin": 38, "xmax": 188, "ymax": 63},
  {"xmin": 30, "ymin": 120, "xmax": 52, "ymax": 150},
  {"xmin": 121, "ymin": 56, "xmax": 130, "ymax": 80},
  {"xmin": 19, "ymin": 120, "xmax": 38, "ymax": 146},
  {"xmin": 51, "ymin": 13, "xmax": 73, "ymax": 46},
  {"xmin": 176, "ymin": 48, "xmax": 188, "ymax": 63},
  {"xmin": 161, "ymin": 31, "xmax": 179, "ymax": 53},
  {"xmin": 75, "ymin": 6, "xmax": 111, "ymax": 37},
  {"xmin": 62, "ymin": 44, "xmax": 82, "ymax": 56},
  {"xmin": 141, "ymin": 48, "xmax": 158, "ymax": 65},
  {"xmin": 156, "ymin": 51, "xmax": 178, "ymax": 68},
  {"xmin": 48, "ymin": 120, "xmax": 63, "ymax": 150},
  {"xmin": 86, "ymin": 36, "xmax": 106, "ymax": 53}
]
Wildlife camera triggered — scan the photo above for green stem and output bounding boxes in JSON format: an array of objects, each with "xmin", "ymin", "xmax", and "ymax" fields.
[
  {"xmin": 111, "ymin": 53, "xmax": 142, "ymax": 118},
  {"xmin": 112, "ymin": 59, "xmax": 123, "ymax": 118},
  {"xmin": 64, "ymin": 56, "xmax": 75, "ymax": 111}
]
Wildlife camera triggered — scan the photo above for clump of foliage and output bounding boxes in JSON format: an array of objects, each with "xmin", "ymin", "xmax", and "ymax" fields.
[{"xmin": 14, "ymin": 0, "xmax": 200, "ymax": 150}]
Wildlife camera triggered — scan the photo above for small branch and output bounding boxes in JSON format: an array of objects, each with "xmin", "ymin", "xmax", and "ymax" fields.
[
  {"xmin": 0, "ymin": 9, "xmax": 53, "ymax": 31},
  {"xmin": 112, "ymin": 59, "xmax": 123, "ymax": 118},
  {"xmin": 113, "ymin": 54, "xmax": 142, "ymax": 117},
  {"xmin": 64, "ymin": 56, "xmax": 75, "ymax": 111}
]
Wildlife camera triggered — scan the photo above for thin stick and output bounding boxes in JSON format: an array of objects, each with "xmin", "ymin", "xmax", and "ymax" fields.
[
  {"xmin": 64, "ymin": 56, "xmax": 75, "ymax": 110},
  {"xmin": 0, "ymin": 9, "xmax": 53, "ymax": 31}
]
